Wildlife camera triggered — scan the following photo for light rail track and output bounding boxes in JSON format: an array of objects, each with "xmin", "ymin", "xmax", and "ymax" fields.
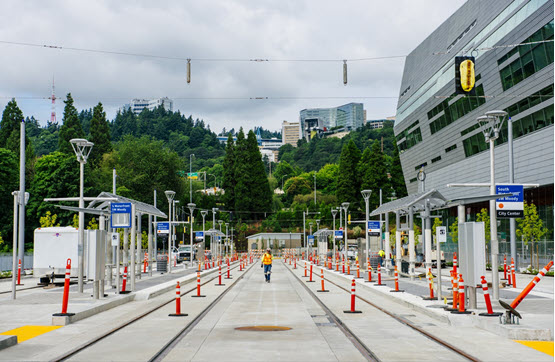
[
  {"xmin": 286, "ymin": 261, "xmax": 480, "ymax": 362},
  {"xmin": 52, "ymin": 261, "xmax": 252, "ymax": 362}
]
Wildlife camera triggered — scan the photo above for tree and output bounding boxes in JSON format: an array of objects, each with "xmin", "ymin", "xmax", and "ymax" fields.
[
  {"xmin": 432, "ymin": 217, "xmax": 442, "ymax": 241},
  {"xmin": 39, "ymin": 211, "xmax": 60, "ymax": 227},
  {"xmin": 58, "ymin": 93, "xmax": 85, "ymax": 154},
  {"xmin": 476, "ymin": 208, "xmax": 491, "ymax": 242},
  {"xmin": 517, "ymin": 201, "xmax": 548, "ymax": 269},
  {"xmin": 390, "ymin": 142, "xmax": 407, "ymax": 199},
  {"xmin": 0, "ymin": 99, "xmax": 24, "ymax": 152},
  {"xmin": 449, "ymin": 217, "xmax": 459, "ymax": 244},
  {"xmin": 359, "ymin": 141, "xmax": 390, "ymax": 211},
  {"xmin": 222, "ymin": 133, "xmax": 236, "ymax": 210},
  {"xmin": 336, "ymin": 139, "xmax": 361, "ymax": 208},
  {"xmin": 0, "ymin": 148, "xmax": 19, "ymax": 245},
  {"xmin": 284, "ymin": 177, "xmax": 312, "ymax": 202},
  {"xmin": 89, "ymin": 102, "xmax": 112, "ymax": 166}
]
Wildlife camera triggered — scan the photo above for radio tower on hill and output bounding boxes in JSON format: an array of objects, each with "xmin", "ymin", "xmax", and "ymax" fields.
[{"xmin": 50, "ymin": 76, "xmax": 57, "ymax": 124}]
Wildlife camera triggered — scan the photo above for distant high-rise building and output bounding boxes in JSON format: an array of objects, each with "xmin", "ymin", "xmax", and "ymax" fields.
[
  {"xmin": 300, "ymin": 102, "xmax": 364, "ymax": 139},
  {"xmin": 282, "ymin": 121, "xmax": 301, "ymax": 146},
  {"xmin": 366, "ymin": 119, "xmax": 386, "ymax": 129},
  {"xmin": 120, "ymin": 97, "xmax": 173, "ymax": 115}
]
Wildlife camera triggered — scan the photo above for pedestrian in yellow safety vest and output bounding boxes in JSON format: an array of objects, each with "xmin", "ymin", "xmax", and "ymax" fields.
[
  {"xmin": 378, "ymin": 250, "xmax": 385, "ymax": 266},
  {"xmin": 261, "ymin": 249, "xmax": 273, "ymax": 283}
]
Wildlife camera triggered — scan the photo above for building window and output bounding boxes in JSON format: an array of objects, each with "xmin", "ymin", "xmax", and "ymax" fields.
[
  {"xmin": 414, "ymin": 162, "xmax": 428, "ymax": 171},
  {"xmin": 409, "ymin": 177, "xmax": 417, "ymax": 183},
  {"xmin": 499, "ymin": 21, "xmax": 554, "ymax": 91},
  {"xmin": 431, "ymin": 156, "xmax": 442, "ymax": 163},
  {"xmin": 397, "ymin": 127, "xmax": 422, "ymax": 152},
  {"xmin": 428, "ymin": 84, "xmax": 486, "ymax": 135},
  {"xmin": 463, "ymin": 104, "xmax": 554, "ymax": 157},
  {"xmin": 445, "ymin": 144, "xmax": 457, "ymax": 153},
  {"xmin": 505, "ymin": 84, "xmax": 553, "ymax": 118}
]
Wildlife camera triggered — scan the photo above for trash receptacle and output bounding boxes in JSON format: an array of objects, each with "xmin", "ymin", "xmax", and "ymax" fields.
[
  {"xmin": 401, "ymin": 260, "xmax": 409, "ymax": 274},
  {"xmin": 157, "ymin": 255, "xmax": 168, "ymax": 272}
]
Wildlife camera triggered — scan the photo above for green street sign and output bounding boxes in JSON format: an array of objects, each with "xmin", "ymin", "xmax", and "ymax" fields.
[{"xmin": 188, "ymin": 172, "xmax": 198, "ymax": 180}]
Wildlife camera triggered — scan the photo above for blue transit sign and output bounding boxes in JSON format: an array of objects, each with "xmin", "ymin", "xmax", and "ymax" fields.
[
  {"xmin": 496, "ymin": 184, "xmax": 524, "ymax": 218},
  {"xmin": 195, "ymin": 231, "xmax": 204, "ymax": 240},
  {"xmin": 110, "ymin": 202, "xmax": 132, "ymax": 228},
  {"xmin": 157, "ymin": 222, "xmax": 170, "ymax": 234},
  {"xmin": 334, "ymin": 230, "xmax": 343, "ymax": 239},
  {"xmin": 368, "ymin": 221, "xmax": 381, "ymax": 236},
  {"xmin": 308, "ymin": 235, "xmax": 314, "ymax": 246}
]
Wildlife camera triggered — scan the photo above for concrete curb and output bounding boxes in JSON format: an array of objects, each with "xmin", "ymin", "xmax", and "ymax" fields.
[{"xmin": 0, "ymin": 335, "xmax": 17, "ymax": 351}]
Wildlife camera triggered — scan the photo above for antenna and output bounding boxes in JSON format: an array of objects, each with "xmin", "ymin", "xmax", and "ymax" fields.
[{"xmin": 50, "ymin": 76, "xmax": 57, "ymax": 124}]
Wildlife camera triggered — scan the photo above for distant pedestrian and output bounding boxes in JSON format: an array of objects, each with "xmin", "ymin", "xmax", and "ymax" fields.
[
  {"xmin": 378, "ymin": 249, "xmax": 385, "ymax": 266},
  {"xmin": 261, "ymin": 248, "xmax": 273, "ymax": 283}
]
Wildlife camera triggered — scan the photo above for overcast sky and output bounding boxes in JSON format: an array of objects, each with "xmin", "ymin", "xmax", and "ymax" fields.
[{"xmin": 0, "ymin": 0, "xmax": 466, "ymax": 133}]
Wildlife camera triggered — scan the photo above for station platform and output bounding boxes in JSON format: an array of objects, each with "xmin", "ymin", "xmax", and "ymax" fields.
[{"xmin": 0, "ymin": 258, "xmax": 552, "ymax": 361}]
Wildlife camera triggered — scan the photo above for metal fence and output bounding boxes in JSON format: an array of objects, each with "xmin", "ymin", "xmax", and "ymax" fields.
[{"xmin": 0, "ymin": 254, "xmax": 34, "ymax": 272}]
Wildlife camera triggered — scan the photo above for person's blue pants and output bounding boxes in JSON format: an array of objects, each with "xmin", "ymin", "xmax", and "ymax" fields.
[{"xmin": 264, "ymin": 264, "xmax": 272, "ymax": 281}]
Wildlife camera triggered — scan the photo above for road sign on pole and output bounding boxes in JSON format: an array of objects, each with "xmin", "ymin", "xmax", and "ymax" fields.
[
  {"xmin": 436, "ymin": 226, "xmax": 447, "ymax": 243},
  {"xmin": 308, "ymin": 235, "xmax": 314, "ymax": 246},
  {"xmin": 334, "ymin": 230, "xmax": 343, "ymax": 239},
  {"xmin": 157, "ymin": 222, "xmax": 170, "ymax": 234},
  {"xmin": 367, "ymin": 221, "xmax": 381, "ymax": 236},
  {"xmin": 496, "ymin": 185, "xmax": 524, "ymax": 218},
  {"xmin": 187, "ymin": 172, "xmax": 199, "ymax": 180},
  {"xmin": 111, "ymin": 202, "xmax": 132, "ymax": 228},
  {"xmin": 195, "ymin": 231, "xmax": 204, "ymax": 241}
]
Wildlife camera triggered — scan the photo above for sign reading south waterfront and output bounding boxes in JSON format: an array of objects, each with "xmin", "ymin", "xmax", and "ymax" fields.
[{"xmin": 496, "ymin": 185, "xmax": 524, "ymax": 218}]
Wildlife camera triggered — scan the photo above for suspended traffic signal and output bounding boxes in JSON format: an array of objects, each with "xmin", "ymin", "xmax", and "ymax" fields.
[{"xmin": 455, "ymin": 56, "xmax": 476, "ymax": 95}]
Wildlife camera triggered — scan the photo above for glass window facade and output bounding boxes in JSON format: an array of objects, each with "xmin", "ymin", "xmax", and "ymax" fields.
[
  {"xmin": 428, "ymin": 84, "xmax": 486, "ymax": 135},
  {"xmin": 499, "ymin": 21, "xmax": 554, "ymax": 91},
  {"xmin": 431, "ymin": 156, "xmax": 442, "ymax": 163},
  {"xmin": 445, "ymin": 144, "xmax": 457, "ymax": 152},
  {"xmin": 397, "ymin": 127, "xmax": 423, "ymax": 152}
]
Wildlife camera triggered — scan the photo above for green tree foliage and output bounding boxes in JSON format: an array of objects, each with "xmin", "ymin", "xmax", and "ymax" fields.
[
  {"xmin": 0, "ymin": 99, "xmax": 25, "ymax": 152},
  {"xmin": 336, "ymin": 139, "xmax": 361, "ymax": 208},
  {"xmin": 517, "ymin": 201, "xmax": 548, "ymax": 244},
  {"xmin": 27, "ymin": 118, "xmax": 59, "ymax": 156},
  {"xmin": 358, "ymin": 141, "xmax": 390, "ymax": 211},
  {"xmin": 89, "ymin": 102, "xmax": 112, "ymax": 166},
  {"xmin": 432, "ymin": 217, "xmax": 442, "ymax": 240},
  {"xmin": 27, "ymin": 151, "xmax": 80, "ymax": 226},
  {"xmin": 58, "ymin": 93, "xmax": 85, "ymax": 154},
  {"xmin": 390, "ymin": 142, "xmax": 407, "ymax": 199},
  {"xmin": 222, "ymin": 133, "xmax": 236, "ymax": 210},
  {"xmin": 284, "ymin": 177, "xmax": 312, "ymax": 202},
  {"xmin": 449, "ymin": 217, "xmax": 459, "ymax": 243},
  {"xmin": 273, "ymin": 160, "xmax": 296, "ymax": 189},
  {"xmin": 316, "ymin": 163, "xmax": 339, "ymax": 195},
  {"xmin": 39, "ymin": 211, "xmax": 60, "ymax": 227},
  {"xmin": 93, "ymin": 135, "xmax": 185, "ymax": 209},
  {"xmin": 476, "ymin": 208, "xmax": 491, "ymax": 242},
  {"xmin": 0, "ymin": 148, "xmax": 19, "ymax": 244}
]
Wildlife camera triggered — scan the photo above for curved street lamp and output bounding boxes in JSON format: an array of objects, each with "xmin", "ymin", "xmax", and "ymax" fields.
[{"xmin": 361, "ymin": 190, "xmax": 372, "ymax": 270}]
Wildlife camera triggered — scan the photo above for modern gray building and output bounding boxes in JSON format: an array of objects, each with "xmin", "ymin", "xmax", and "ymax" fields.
[
  {"xmin": 300, "ymin": 102, "xmax": 364, "ymax": 139},
  {"xmin": 394, "ymin": 0, "xmax": 553, "ymax": 235}
]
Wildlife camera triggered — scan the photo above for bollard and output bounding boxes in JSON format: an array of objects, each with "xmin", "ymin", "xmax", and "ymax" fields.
[
  {"xmin": 453, "ymin": 252, "xmax": 458, "ymax": 276},
  {"xmin": 451, "ymin": 275, "xmax": 471, "ymax": 314},
  {"xmin": 53, "ymin": 259, "xmax": 75, "ymax": 317},
  {"xmin": 328, "ymin": 257, "xmax": 332, "ymax": 270},
  {"xmin": 374, "ymin": 264, "xmax": 386, "ymax": 286},
  {"xmin": 225, "ymin": 258, "xmax": 232, "ymax": 279},
  {"xmin": 509, "ymin": 261, "xmax": 553, "ymax": 310},
  {"xmin": 307, "ymin": 264, "xmax": 315, "ymax": 282},
  {"xmin": 169, "ymin": 282, "xmax": 188, "ymax": 316},
  {"xmin": 344, "ymin": 278, "xmax": 362, "ymax": 313},
  {"xmin": 502, "ymin": 255, "xmax": 507, "ymax": 280},
  {"xmin": 479, "ymin": 276, "xmax": 503, "ymax": 317},
  {"xmin": 17, "ymin": 259, "xmax": 22, "ymax": 285},
  {"xmin": 215, "ymin": 264, "xmax": 225, "ymax": 286},
  {"xmin": 317, "ymin": 268, "xmax": 329, "ymax": 292},
  {"xmin": 365, "ymin": 264, "xmax": 373, "ymax": 283},
  {"xmin": 390, "ymin": 265, "xmax": 404, "ymax": 292},
  {"xmin": 143, "ymin": 253, "xmax": 148, "ymax": 273},
  {"xmin": 336, "ymin": 257, "xmax": 340, "ymax": 272},
  {"xmin": 120, "ymin": 266, "xmax": 131, "ymax": 294},
  {"xmin": 422, "ymin": 268, "xmax": 435, "ymax": 300},
  {"xmin": 303, "ymin": 261, "xmax": 308, "ymax": 277},
  {"xmin": 294, "ymin": 258, "xmax": 297, "ymax": 269},
  {"xmin": 191, "ymin": 271, "xmax": 206, "ymax": 297},
  {"xmin": 356, "ymin": 260, "xmax": 362, "ymax": 279},
  {"xmin": 342, "ymin": 256, "xmax": 346, "ymax": 274},
  {"xmin": 511, "ymin": 258, "xmax": 516, "ymax": 288}
]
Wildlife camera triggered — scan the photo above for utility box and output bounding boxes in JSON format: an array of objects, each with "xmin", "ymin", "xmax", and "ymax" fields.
[
  {"xmin": 458, "ymin": 222, "xmax": 486, "ymax": 287},
  {"xmin": 34, "ymin": 227, "xmax": 82, "ymax": 278},
  {"xmin": 86, "ymin": 230, "xmax": 107, "ymax": 281}
]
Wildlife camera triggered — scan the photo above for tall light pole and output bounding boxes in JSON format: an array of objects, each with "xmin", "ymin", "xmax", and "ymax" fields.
[
  {"xmin": 201, "ymin": 210, "xmax": 208, "ymax": 249},
  {"xmin": 189, "ymin": 153, "xmax": 195, "ymax": 204},
  {"xmin": 173, "ymin": 200, "xmax": 180, "ymax": 250},
  {"xmin": 218, "ymin": 220, "xmax": 223, "ymax": 259},
  {"xmin": 331, "ymin": 209, "xmax": 337, "ymax": 267},
  {"xmin": 477, "ymin": 110, "xmax": 507, "ymax": 300},
  {"xmin": 164, "ymin": 190, "xmax": 175, "ymax": 273},
  {"xmin": 70, "ymin": 138, "xmax": 94, "ymax": 293},
  {"xmin": 309, "ymin": 222, "xmax": 313, "ymax": 258},
  {"xmin": 342, "ymin": 202, "xmax": 350, "ymax": 260},
  {"xmin": 225, "ymin": 223, "xmax": 229, "ymax": 255},
  {"xmin": 187, "ymin": 203, "xmax": 196, "ymax": 268},
  {"xmin": 361, "ymin": 190, "xmax": 372, "ymax": 270},
  {"xmin": 313, "ymin": 174, "xmax": 317, "ymax": 205},
  {"xmin": 212, "ymin": 208, "xmax": 218, "ymax": 257},
  {"xmin": 17, "ymin": 119, "xmax": 26, "ymax": 279}
]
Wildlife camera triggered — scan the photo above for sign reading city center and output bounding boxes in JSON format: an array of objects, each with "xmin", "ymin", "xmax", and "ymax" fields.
[{"xmin": 496, "ymin": 185, "xmax": 524, "ymax": 218}]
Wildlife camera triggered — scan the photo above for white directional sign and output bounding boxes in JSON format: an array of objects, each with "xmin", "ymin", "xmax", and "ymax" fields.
[
  {"xmin": 436, "ymin": 226, "xmax": 447, "ymax": 243},
  {"xmin": 111, "ymin": 232, "xmax": 120, "ymax": 246}
]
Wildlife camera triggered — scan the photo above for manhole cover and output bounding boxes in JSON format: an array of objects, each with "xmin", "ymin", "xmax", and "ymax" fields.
[{"xmin": 235, "ymin": 326, "xmax": 292, "ymax": 331}]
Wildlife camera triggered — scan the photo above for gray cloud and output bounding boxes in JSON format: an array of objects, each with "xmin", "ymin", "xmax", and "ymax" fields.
[{"xmin": 0, "ymin": 0, "xmax": 466, "ymax": 132}]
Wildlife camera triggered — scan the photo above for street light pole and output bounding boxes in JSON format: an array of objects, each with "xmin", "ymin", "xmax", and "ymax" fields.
[
  {"xmin": 188, "ymin": 203, "xmax": 196, "ymax": 268},
  {"xmin": 189, "ymin": 153, "xmax": 195, "ymax": 204},
  {"xmin": 164, "ymin": 190, "xmax": 175, "ymax": 273},
  {"xmin": 303, "ymin": 211, "xmax": 306, "ymax": 259},
  {"xmin": 342, "ymin": 202, "xmax": 350, "ymax": 261},
  {"xmin": 212, "ymin": 208, "xmax": 218, "ymax": 258},
  {"xmin": 331, "ymin": 209, "xmax": 337, "ymax": 267},
  {"xmin": 201, "ymin": 210, "xmax": 208, "ymax": 250},
  {"xmin": 477, "ymin": 110, "xmax": 508, "ymax": 301},
  {"xmin": 362, "ymin": 190, "xmax": 372, "ymax": 270},
  {"xmin": 225, "ymin": 223, "xmax": 229, "ymax": 256},
  {"xmin": 313, "ymin": 174, "xmax": 317, "ymax": 205},
  {"xmin": 70, "ymin": 138, "xmax": 94, "ymax": 293}
]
